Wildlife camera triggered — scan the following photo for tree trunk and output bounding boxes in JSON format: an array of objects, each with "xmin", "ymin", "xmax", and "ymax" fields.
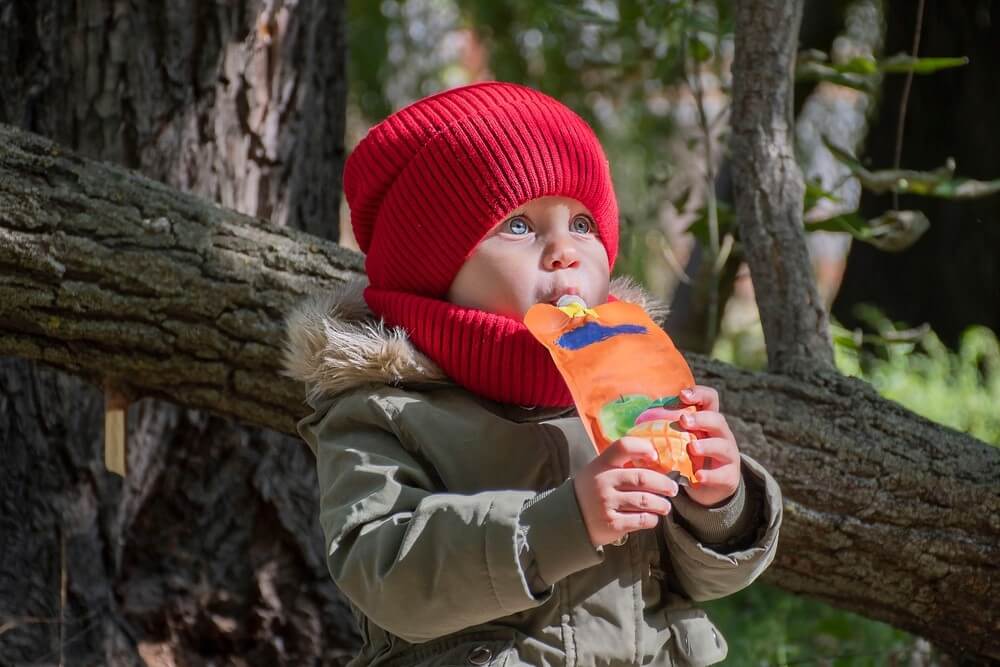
[
  {"xmin": 730, "ymin": 0, "xmax": 836, "ymax": 376},
  {"xmin": 2, "ymin": 123, "xmax": 999, "ymax": 662},
  {"xmin": 0, "ymin": 2, "xmax": 355, "ymax": 665},
  {"xmin": 728, "ymin": 0, "xmax": 998, "ymax": 662},
  {"xmin": 832, "ymin": 0, "xmax": 1000, "ymax": 346}
]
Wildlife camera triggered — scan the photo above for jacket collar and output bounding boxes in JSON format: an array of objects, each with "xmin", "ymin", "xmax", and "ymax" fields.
[{"xmin": 281, "ymin": 275, "xmax": 669, "ymax": 407}]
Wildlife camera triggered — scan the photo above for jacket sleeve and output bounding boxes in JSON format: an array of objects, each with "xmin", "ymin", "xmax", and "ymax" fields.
[
  {"xmin": 297, "ymin": 390, "xmax": 604, "ymax": 644},
  {"xmin": 660, "ymin": 453, "xmax": 782, "ymax": 601}
]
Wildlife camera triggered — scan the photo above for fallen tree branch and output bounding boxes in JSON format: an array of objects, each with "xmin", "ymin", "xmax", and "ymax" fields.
[
  {"xmin": 0, "ymin": 123, "xmax": 362, "ymax": 435},
  {"xmin": 1, "ymin": 123, "xmax": 997, "ymax": 659}
]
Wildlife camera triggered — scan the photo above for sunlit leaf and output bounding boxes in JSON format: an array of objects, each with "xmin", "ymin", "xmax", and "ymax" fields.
[
  {"xmin": 823, "ymin": 137, "xmax": 1000, "ymax": 199},
  {"xmin": 879, "ymin": 54, "xmax": 970, "ymax": 74},
  {"xmin": 795, "ymin": 52, "xmax": 968, "ymax": 93},
  {"xmin": 795, "ymin": 62, "xmax": 877, "ymax": 93},
  {"xmin": 805, "ymin": 210, "xmax": 929, "ymax": 252},
  {"xmin": 838, "ymin": 55, "xmax": 878, "ymax": 75}
]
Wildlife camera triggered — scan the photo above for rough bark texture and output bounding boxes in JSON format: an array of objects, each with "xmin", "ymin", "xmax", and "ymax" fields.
[
  {"xmin": 730, "ymin": 0, "xmax": 836, "ymax": 375},
  {"xmin": 2, "ymin": 122, "xmax": 999, "ymax": 661},
  {"xmin": 0, "ymin": 0, "xmax": 345, "ymax": 237},
  {"xmin": 0, "ymin": 123, "xmax": 362, "ymax": 436},
  {"xmin": 0, "ymin": 2, "xmax": 358, "ymax": 665}
]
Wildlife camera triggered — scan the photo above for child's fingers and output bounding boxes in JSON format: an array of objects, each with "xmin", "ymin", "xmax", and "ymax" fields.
[
  {"xmin": 601, "ymin": 436, "xmax": 659, "ymax": 468},
  {"xmin": 694, "ymin": 465, "xmax": 738, "ymax": 487},
  {"xmin": 608, "ymin": 511, "xmax": 661, "ymax": 534},
  {"xmin": 679, "ymin": 410, "xmax": 733, "ymax": 439},
  {"xmin": 688, "ymin": 437, "xmax": 738, "ymax": 465},
  {"xmin": 680, "ymin": 385, "xmax": 720, "ymax": 412},
  {"xmin": 614, "ymin": 491, "xmax": 672, "ymax": 515},
  {"xmin": 612, "ymin": 467, "xmax": 679, "ymax": 497}
]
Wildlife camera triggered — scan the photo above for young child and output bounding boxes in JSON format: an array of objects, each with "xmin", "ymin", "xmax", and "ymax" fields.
[{"xmin": 283, "ymin": 81, "xmax": 782, "ymax": 667}]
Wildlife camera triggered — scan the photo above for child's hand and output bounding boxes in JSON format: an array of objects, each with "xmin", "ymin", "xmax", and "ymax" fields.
[
  {"xmin": 573, "ymin": 437, "xmax": 679, "ymax": 548},
  {"xmin": 677, "ymin": 385, "xmax": 742, "ymax": 507}
]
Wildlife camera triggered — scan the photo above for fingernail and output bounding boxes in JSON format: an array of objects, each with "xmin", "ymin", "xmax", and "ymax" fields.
[{"xmin": 681, "ymin": 389, "xmax": 693, "ymax": 398}]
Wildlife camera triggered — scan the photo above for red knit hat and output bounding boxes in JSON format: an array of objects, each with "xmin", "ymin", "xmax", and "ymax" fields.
[{"xmin": 343, "ymin": 80, "xmax": 620, "ymax": 406}]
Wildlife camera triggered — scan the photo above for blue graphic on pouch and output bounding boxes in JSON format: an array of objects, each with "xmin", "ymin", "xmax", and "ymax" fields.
[{"xmin": 555, "ymin": 322, "xmax": 649, "ymax": 350}]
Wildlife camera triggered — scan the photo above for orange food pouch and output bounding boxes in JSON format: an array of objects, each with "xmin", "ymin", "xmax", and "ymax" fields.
[{"xmin": 524, "ymin": 297, "xmax": 703, "ymax": 486}]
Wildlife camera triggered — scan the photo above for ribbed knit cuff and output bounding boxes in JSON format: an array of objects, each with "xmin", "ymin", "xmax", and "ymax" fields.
[{"xmin": 670, "ymin": 471, "xmax": 757, "ymax": 546}]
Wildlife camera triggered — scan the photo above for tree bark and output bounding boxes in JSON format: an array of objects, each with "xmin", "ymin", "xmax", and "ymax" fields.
[
  {"xmin": 730, "ymin": 0, "xmax": 836, "ymax": 375},
  {"xmin": 0, "ymin": 2, "xmax": 355, "ymax": 665},
  {"xmin": 0, "ymin": 122, "xmax": 361, "ymax": 436},
  {"xmin": 2, "ymin": 123, "xmax": 999, "ymax": 661}
]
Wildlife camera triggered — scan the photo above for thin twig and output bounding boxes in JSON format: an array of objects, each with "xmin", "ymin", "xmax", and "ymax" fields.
[
  {"xmin": 892, "ymin": 0, "xmax": 926, "ymax": 210},
  {"xmin": 60, "ymin": 525, "xmax": 67, "ymax": 667},
  {"xmin": 686, "ymin": 8, "xmax": 722, "ymax": 346},
  {"xmin": 658, "ymin": 233, "xmax": 694, "ymax": 284},
  {"xmin": 0, "ymin": 616, "xmax": 61, "ymax": 636},
  {"xmin": 27, "ymin": 606, "xmax": 110, "ymax": 666}
]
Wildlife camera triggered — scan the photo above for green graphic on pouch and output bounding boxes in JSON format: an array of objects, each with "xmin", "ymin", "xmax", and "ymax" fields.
[{"xmin": 597, "ymin": 394, "xmax": 683, "ymax": 440}]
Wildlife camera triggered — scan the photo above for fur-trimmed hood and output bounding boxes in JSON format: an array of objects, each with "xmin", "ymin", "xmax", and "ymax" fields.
[{"xmin": 281, "ymin": 276, "xmax": 669, "ymax": 406}]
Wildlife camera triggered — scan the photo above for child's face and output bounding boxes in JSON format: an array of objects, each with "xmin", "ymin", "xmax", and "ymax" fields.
[{"xmin": 447, "ymin": 196, "xmax": 610, "ymax": 320}]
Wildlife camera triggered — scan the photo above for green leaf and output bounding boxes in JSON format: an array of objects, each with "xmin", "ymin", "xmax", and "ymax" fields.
[
  {"xmin": 794, "ymin": 62, "xmax": 877, "ymax": 93},
  {"xmin": 838, "ymin": 55, "xmax": 878, "ymax": 75},
  {"xmin": 805, "ymin": 212, "xmax": 870, "ymax": 238},
  {"xmin": 879, "ymin": 54, "xmax": 970, "ymax": 74},
  {"xmin": 552, "ymin": 4, "xmax": 618, "ymax": 26},
  {"xmin": 685, "ymin": 200, "xmax": 734, "ymax": 246},
  {"xmin": 805, "ymin": 210, "xmax": 930, "ymax": 252},
  {"xmin": 689, "ymin": 35, "xmax": 712, "ymax": 63},
  {"xmin": 822, "ymin": 136, "xmax": 1000, "ymax": 200},
  {"xmin": 804, "ymin": 179, "xmax": 841, "ymax": 210}
]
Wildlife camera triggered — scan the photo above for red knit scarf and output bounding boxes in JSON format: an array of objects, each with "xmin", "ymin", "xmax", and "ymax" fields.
[{"xmin": 365, "ymin": 287, "xmax": 620, "ymax": 407}]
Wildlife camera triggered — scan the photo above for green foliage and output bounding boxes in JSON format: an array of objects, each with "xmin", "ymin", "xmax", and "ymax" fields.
[
  {"xmin": 795, "ymin": 50, "xmax": 970, "ymax": 94},
  {"xmin": 713, "ymin": 300, "xmax": 1000, "ymax": 447},
  {"xmin": 346, "ymin": 0, "xmax": 392, "ymax": 121},
  {"xmin": 823, "ymin": 137, "xmax": 1000, "ymax": 200},
  {"xmin": 703, "ymin": 583, "xmax": 916, "ymax": 666},
  {"xmin": 834, "ymin": 308, "xmax": 1000, "ymax": 447}
]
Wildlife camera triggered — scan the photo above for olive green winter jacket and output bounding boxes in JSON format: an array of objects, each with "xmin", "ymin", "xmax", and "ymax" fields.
[{"xmin": 282, "ymin": 277, "xmax": 782, "ymax": 667}]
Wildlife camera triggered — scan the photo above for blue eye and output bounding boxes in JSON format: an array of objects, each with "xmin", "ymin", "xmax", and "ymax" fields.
[
  {"xmin": 506, "ymin": 217, "xmax": 530, "ymax": 235},
  {"xmin": 572, "ymin": 215, "xmax": 595, "ymax": 234}
]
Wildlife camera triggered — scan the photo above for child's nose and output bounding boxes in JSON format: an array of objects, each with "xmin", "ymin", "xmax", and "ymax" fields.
[{"xmin": 544, "ymin": 239, "xmax": 580, "ymax": 269}]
